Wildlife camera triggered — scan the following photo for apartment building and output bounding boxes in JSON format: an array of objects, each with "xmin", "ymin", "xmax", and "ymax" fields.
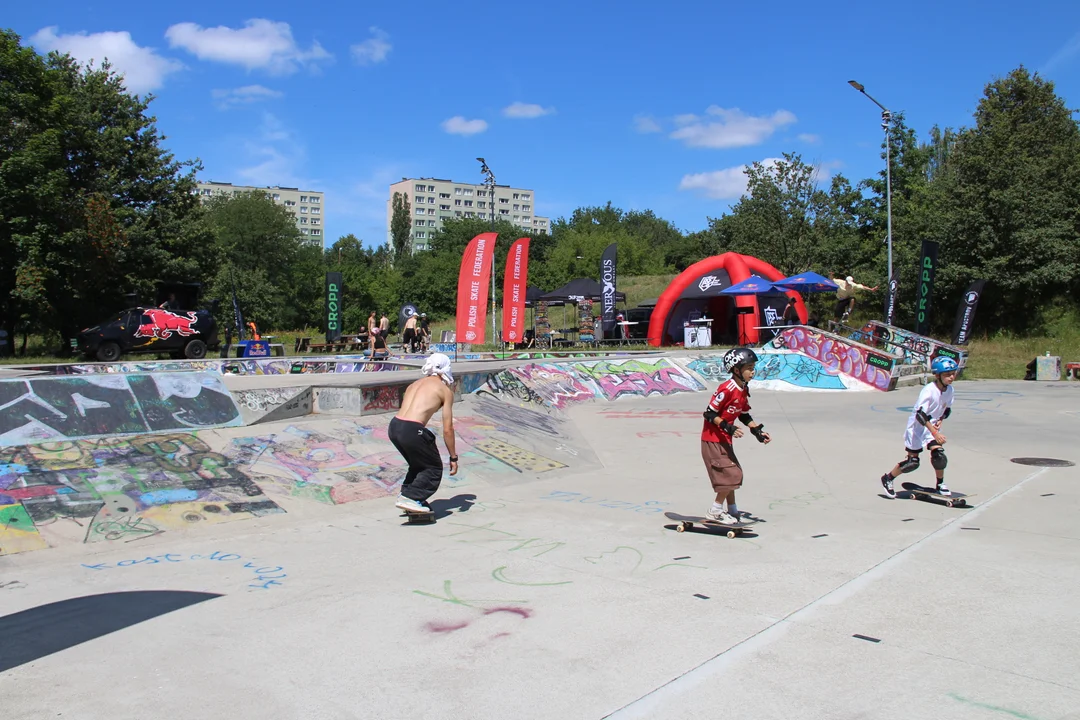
[
  {"xmin": 195, "ymin": 181, "xmax": 325, "ymax": 243},
  {"xmin": 386, "ymin": 177, "xmax": 549, "ymax": 253}
]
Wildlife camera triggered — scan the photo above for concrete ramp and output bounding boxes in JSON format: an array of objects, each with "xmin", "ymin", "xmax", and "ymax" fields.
[
  {"xmin": 849, "ymin": 320, "xmax": 967, "ymax": 374},
  {"xmin": 678, "ymin": 352, "xmax": 869, "ymax": 391},
  {"xmin": 0, "ymin": 372, "xmax": 243, "ymax": 447},
  {"xmin": 763, "ymin": 326, "xmax": 922, "ymax": 391}
]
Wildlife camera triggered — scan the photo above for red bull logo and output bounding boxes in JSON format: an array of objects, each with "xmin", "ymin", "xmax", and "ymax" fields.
[{"xmin": 134, "ymin": 308, "xmax": 199, "ymax": 340}]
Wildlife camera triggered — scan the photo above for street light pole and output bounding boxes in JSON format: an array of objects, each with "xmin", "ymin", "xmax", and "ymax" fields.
[
  {"xmin": 848, "ymin": 80, "xmax": 895, "ymax": 321},
  {"xmin": 477, "ymin": 158, "xmax": 497, "ymax": 347}
]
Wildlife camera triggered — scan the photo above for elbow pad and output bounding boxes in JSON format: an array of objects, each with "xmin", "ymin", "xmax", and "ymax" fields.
[
  {"xmin": 941, "ymin": 407, "xmax": 952, "ymax": 420},
  {"xmin": 703, "ymin": 409, "xmax": 719, "ymax": 424},
  {"xmin": 916, "ymin": 409, "xmax": 931, "ymax": 427},
  {"xmin": 738, "ymin": 412, "xmax": 754, "ymax": 425}
]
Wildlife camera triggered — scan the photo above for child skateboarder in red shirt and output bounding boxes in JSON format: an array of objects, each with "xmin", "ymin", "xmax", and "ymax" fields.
[{"xmin": 701, "ymin": 347, "xmax": 772, "ymax": 524}]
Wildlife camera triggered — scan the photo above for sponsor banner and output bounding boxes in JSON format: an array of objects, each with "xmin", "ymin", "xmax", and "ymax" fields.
[
  {"xmin": 951, "ymin": 279, "xmax": 986, "ymax": 346},
  {"xmin": 884, "ymin": 277, "xmax": 899, "ymax": 327},
  {"xmin": 502, "ymin": 238, "xmax": 530, "ymax": 343},
  {"xmin": 915, "ymin": 240, "xmax": 939, "ymax": 335},
  {"xmin": 455, "ymin": 232, "xmax": 497, "ymax": 345},
  {"xmin": 325, "ymin": 272, "xmax": 343, "ymax": 343},
  {"xmin": 600, "ymin": 243, "xmax": 618, "ymax": 335}
]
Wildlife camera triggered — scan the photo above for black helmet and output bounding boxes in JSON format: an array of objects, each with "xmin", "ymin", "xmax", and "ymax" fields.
[{"xmin": 723, "ymin": 347, "xmax": 759, "ymax": 372}]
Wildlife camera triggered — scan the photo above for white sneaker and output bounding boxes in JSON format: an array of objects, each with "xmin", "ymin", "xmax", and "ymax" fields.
[
  {"xmin": 936, "ymin": 483, "xmax": 951, "ymax": 496},
  {"xmin": 705, "ymin": 509, "xmax": 739, "ymax": 525},
  {"xmin": 395, "ymin": 496, "xmax": 428, "ymax": 513}
]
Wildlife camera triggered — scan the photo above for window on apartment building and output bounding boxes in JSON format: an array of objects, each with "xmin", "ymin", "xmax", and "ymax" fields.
[
  {"xmin": 478, "ymin": 190, "xmax": 487, "ymax": 197},
  {"xmin": 300, "ymin": 195, "xmax": 308, "ymax": 202},
  {"xmin": 311, "ymin": 207, "xmax": 320, "ymax": 214},
  {"xmin": 513, "ymin": 215, "xmax": 520, "ymax": 221},
  {"xmin": 500, "ymin": 209, "xmax": 509, "ymax": 215},
  {"xmin": 310, "ymin": 196, "xmax": 320, "ymax": 203},
  {"xmin": 301, "ymin": 228, "xmax": 309, "ymax": 234},
  {"xmin": 284, "ymin": 200, "xmax": 295, "ymax": 206},
  {"xmin": 428, "ymin": 197, "xmax": 436, "ymax": 204},
  {"xmin": 300, "ymin": 217, "xmax": 308, "ymax": 224},
  {"xmin": 477, "ymin": 201, "xmax": 486, "ymax": 209},
  {"xmin": 523, "ymin": 193, "xmax": 531, "ymax": 200},
  {"xmin": 440, "ymin": 204, "xmax": 450, "ymax": 211},
  {"xmin": 464, "ymin": 189, "xmax": 473, "ymax": 196},
  {"xmin": 428, "ymin": 208, "xmax": 435, "ymax": 215},
  {"xmin": 428, "ymin": 220, "xmax": 436, "ymax": 226},
  {"xmin": 513, "ymin": 193, "xmax": 519, "ymax": 199},
  {"xmin": 454, "ymin": 188, "xmax": 462, "ymax": 195},
  {"xmin": 499, "ymin": 198, "xmax": 509, "ymax": 204},
  {"xmin": 454, "ymin": 199, "xmax": 462, "ymax": 206},
  {"xmin": 455, "ymin": 211, "xmax": 462, "ymax": 216},
  {"xmin": 300, "ymin": 207, "xmax": 308, "ymax": 213},
  {"xmin": 272, "ymin": 194, "xmax": 280, "ymax": 200},
  {"xmin": 440, "ymin": 192, "xmax": 450, "ymax": 198},
  {"xmin": 415, "ymin": 220, "xmax": 425, "ymax": 226},
  {"xmin": 418, "ymin": 209, "xmax": 427, "ymax": 215},
  {"xmin": 415, "ymin": 196, "xmax": 424, "ymax": 204},
  {"xmin": 311, "ymin": 229, "xmax": 321, "ymax": 236},
  {"xmin": 465, "ymin": 212, "xmax": 474, "ymax": 218},
  {"xmin": 513, "ymin": 204, "xmax": 519, "ymax": 211},
  {"xmin": 479, "ymin": 213, "xmax": 486, "ymax": 219},
  {"xmin": 427, "ymin": 185, "xmax": 435, "ymax": 191},
  {"xmin": 202, "ymin": 189, "xmax": 212, "ymax": 195},
  {"xmin": 311, "ymin": 219, "xmax": 320, "ymax": 225},
  {"xmin": 464, "ymin": 201, "xmax": 473, "ymax": 207},
  {"xmin": 415, "ymin": 184, "xmax": 425, "ymax": 192},
  {"xmin": 416, "ymin": 231, "xmax": 426, "ymax": 238},
  {"xmin": 523, "ymin": 205, "xmax": 531, "ymax": 212}
]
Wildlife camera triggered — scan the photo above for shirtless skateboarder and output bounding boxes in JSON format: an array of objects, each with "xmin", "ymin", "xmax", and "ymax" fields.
[{"xmin": 389, "ymin": 353, "xmax": 459, "ymax": 513}]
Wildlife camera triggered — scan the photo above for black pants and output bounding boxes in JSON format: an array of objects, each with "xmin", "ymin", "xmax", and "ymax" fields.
[
  {"xmin": 403, "ymin": 328, "xmax": 417, "ymax": 351},
  {"xmin": 388, "ymin": 417, "xmax": 443, "ymax": 502}
]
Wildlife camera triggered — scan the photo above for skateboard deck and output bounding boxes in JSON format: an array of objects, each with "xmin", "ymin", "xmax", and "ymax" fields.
[
  {"xmin": 664, "ymin": 511, "xmax": 757, "ymax": 538},
  {"xmin": 901, "ymin": 482, "xmax": 973, "ymax": 507},
  {"xmin": 400, "ymin": 511, "xmax": 435, "ymax": 524}
]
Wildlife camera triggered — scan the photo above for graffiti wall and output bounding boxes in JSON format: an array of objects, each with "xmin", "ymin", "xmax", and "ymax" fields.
[
  {"xmin": 0, "ymin": 433, "xmax": 283, "ymax": 556},
  {"xmin": 0, "ymin": 373, "xmax": 243, "ymax": 447},
  {"xmin": 574, "ymin": 358, "xmax": 704, "ymax": 401},
  {"xmin": 856, "ymin": 321, "xmax": 968, "ymax": 372},
  {"xmin": 768, "ymin": 327, "xmax": 897, "ymax": 391},
  {"xmin": 27, "ymin": 357, "xmax": 416, "ymax": 377},
  {"xmin": 233, "ymin": 387, "xmax": 313, "ymax": 425}
]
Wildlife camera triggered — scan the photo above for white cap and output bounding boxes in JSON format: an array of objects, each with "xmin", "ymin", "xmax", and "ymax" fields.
[
  {"xmin": 846, "ymin": 276, "xmax": 854, "ymax": 284},
  {"xmin": 422, "ymin": 353, "xmax": 454, "ymax": 386}
]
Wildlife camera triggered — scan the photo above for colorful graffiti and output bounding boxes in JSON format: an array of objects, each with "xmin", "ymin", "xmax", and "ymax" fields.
[
  {"xmin": 770, "ymin": 327, "xmax": 896, "ymax": 391},
  {"xmin": 753, "ymin": 352, "xmax": 847, "ymax": 390},
  {"xmin": 0, "ymin": 433, "xmax": 283, "ymax": 556},
  {"xmin": 857, "ymin": 321, "xmax": 967, "ymax": 372},
  {"xmin": 0, "ymin": 373, "xmax": 243, "ymax": 447},
  {"xmin": 363, "ymin": 385, "xmax": 405, "ymax": 413},
  {"xmin": 574, "ymin": 359, "xmax": 704, "ymax": 401}
]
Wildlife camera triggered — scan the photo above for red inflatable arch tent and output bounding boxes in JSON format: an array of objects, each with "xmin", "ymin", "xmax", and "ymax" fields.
[{"xmin": 647, "ymin": 253, "xmax": 808, "ymax": 347}]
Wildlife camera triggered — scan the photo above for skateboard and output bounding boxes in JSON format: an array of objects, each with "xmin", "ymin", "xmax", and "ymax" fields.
[
  {"xmin": 400, "ymin": 510, "xmax": 435, "ymax": 525},
  {"xmin": 901, "ymin": 482, "xmax": 974, "ymax": 508},
  {"xmin": 664, "ymin": 511, "xmax": 757, "ymax": 538}
]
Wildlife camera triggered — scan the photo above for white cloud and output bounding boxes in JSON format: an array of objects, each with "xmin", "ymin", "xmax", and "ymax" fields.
[
  {"xmin": 30, "ymin": 26, "xmax": 183, "ymax": 94},
  {"xmin": 798, "ymin": 133, "xmax": 822, "ymax": 144},
  {"xmin": 670, "ymin": 106, "xmax": 797, "ymax": 148},
  {"xmin": 165, "ymin": 19, "xmax": 331, "ymax": 74},
  {"xmin": 1043, "ymin": 30, "xmax": 1080, "ymax": 73},
  {"xmin": 502, "ymin": 102, "xmax": 555, "ymax": 119},
  {"xmin": 236, "ymin": 113, "xmax": 311, "ymax": 187},
  {"xmin": 633, "ymin": 115, "xmax": 662, "ymax": 133},
  {"xmin": 441, "ymin": 116, "xmax": 488, "ymax": 135},
  {"xmin": 350, "ymin": 27, "xmax": 392, "ymax": 65},
  {"xmin": 679, "ymin": 158, "xmax": 782, "ymax": 200},
  {"xmin": 211, "ymin": 84, "xmax": 283, "ymax": 109}
]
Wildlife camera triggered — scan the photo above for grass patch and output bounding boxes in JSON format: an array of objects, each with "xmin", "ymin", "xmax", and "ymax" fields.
[{"xmin": 963, "ymin": 335, "xmax": 1079, "ymax": 380}]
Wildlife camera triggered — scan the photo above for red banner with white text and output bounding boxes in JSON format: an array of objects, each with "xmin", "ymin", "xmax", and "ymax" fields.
[
  {"xmin": 502, "ymin": 238, "xmax": 530, "ymax": 343},
  {"xmin": 455, "ymin": 232, "xmax": 497, "ymax": 345}
]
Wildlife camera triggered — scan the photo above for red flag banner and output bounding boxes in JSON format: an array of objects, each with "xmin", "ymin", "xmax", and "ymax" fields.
[
  {"xmin": 502, "ymin": 238, "xmax": 531, "ymax": 343},
  {"xmin": 455, "ymin": 232, "xmax": 497, "ymax": 345}
]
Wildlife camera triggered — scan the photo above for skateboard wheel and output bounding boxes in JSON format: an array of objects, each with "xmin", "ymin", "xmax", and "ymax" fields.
[
  {"xmin": 676, "ymin": 523, "xmax": 686, "ymax": 533},
  {"xmin": 946, "ymin": 501, "xmax": 953, "ymax": 508},
  {"xmin": 727, "ymin": 530, "xmax": 736, "ymax": 539}
]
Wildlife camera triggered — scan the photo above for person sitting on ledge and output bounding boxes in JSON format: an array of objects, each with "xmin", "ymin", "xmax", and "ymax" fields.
[{"xmin": 366, "ymin": 328, "xmax": 389, "ymax": 359}]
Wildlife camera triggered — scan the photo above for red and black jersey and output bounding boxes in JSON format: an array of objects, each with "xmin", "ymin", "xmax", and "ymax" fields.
[{"xmin": 701, "ymin": 379, "xmax": 750, "ymax": 443}]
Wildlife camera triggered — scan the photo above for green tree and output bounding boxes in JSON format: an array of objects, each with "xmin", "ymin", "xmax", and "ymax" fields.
[
  {"xmin": 391, "ymin": 191, "xmax": 411, "ymax": 261},
  {"xmin": 932, "ymin": 67, "xmax": 1080, "ymax": 333}
]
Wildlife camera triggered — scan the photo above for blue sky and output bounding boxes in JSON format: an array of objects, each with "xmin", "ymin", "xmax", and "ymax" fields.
[{"xmin": 8, "ymin": 1, "xmax": 1080, "ymax": 248}]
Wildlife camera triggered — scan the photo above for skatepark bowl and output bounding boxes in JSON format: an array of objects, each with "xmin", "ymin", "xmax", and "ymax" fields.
[{"xmin": 1, "ymin": 350, "xmax": 1077, "ymax": 720}]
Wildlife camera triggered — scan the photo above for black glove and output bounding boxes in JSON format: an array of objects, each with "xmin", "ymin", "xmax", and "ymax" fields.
[{"xmin": 751, "ymin": 424, "xmax": 767, "ymax": 443}]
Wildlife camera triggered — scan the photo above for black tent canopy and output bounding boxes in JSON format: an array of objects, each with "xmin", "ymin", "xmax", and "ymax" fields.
[{"xmin": 539, "ymin": 278, "xmax": 626, "ymax": 303}]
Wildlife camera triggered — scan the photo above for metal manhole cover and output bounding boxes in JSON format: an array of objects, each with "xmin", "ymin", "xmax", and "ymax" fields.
[{"xmin": 1010, "ymin": 457, "xmax": 1076, "ymax": 467}]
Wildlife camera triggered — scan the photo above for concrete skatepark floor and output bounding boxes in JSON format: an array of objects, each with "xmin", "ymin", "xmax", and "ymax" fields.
[{"xmin": 1, "ymin": 380, "xmax": 1078, "ymax": 719}]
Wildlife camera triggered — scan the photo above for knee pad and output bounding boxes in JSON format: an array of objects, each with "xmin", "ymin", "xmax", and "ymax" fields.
[
  {"xmin": 931, "ymin": 447, "xmax": 947, "ymax": 470},
  {"xmin": 898, "ymin": 455, "xmax": 920, "ymax": 474}
]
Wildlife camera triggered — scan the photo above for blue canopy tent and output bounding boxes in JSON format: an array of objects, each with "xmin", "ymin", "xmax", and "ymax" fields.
[
  {"xmin": 719, "ymin": 276, "xmax": 783, "ymax": 296},
  {"xmin": 773, "ymin": 271, "xmax": 838, "ymax": 293}
]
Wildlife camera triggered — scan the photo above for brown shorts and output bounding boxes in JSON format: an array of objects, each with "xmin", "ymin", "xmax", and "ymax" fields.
[{"xmin": 701, "ymin": 440, "xmax": 743, "ymax": 492}]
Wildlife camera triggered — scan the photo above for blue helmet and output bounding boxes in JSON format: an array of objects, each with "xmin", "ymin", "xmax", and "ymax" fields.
[{"xmin": 931, "ymin": 356, "xmax": 959, "ymax": 374}]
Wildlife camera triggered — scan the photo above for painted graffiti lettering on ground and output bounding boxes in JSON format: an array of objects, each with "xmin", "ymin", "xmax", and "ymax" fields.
[
  {"xmin": 82, "ymin": 549, "xmax": 288, "ymax": 590},
  {"xmin": 0, "ymin": 373, "xmax": 242, "ymax": 446},
  {"xmin": 0, "ymin": 433, "xmax": 283, "ymax": 556}
]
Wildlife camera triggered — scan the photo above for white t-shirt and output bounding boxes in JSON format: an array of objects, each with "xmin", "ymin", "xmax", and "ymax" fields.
[{"xmin": 904, "ymin": 381, "xmax": 954, "ymax": 450}]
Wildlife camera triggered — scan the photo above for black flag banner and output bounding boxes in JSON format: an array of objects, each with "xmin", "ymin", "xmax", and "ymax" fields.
[
  {"xmin": 951, "ymin": 279, "xmax": 986, "ymax": 346},
  {"xmin": 915, "ymin": 240, "xmax": 939, "ymax": 336},
  {"xmin": 325, "ymin": 272, "xmax": 343, "ymax": 343},
  {"xmin": 600, "ymin": 243, "xmax": 618, "ymax": 336}
]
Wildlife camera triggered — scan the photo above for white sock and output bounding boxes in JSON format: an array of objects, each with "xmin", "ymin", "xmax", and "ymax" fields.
[{"xmin": 711, "ymin": 502, "xmax": 725, "ymax": 514}]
